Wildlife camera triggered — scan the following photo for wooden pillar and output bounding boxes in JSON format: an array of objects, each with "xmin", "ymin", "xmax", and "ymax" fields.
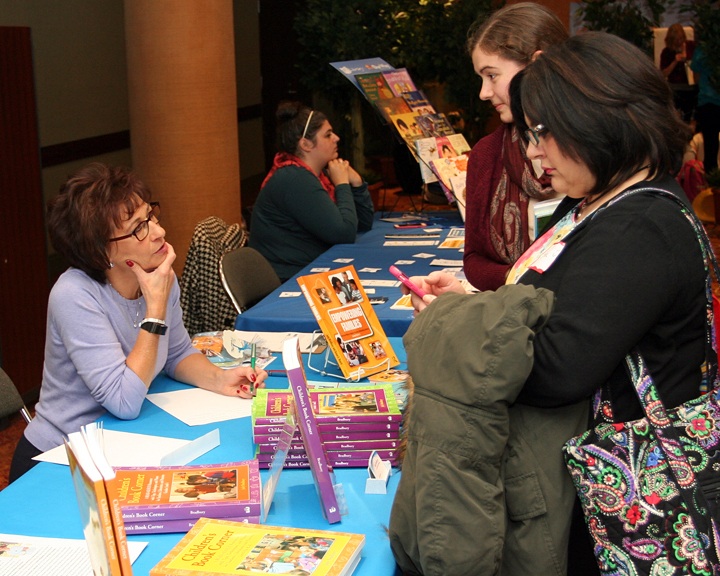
[{"xmin": 124, "ymin": 0, "xmax": 241, "ymax": 273}]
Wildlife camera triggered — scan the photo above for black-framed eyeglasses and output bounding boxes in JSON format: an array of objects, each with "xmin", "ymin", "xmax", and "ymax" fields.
[
  {"xmin": 108, "ymin": 202, "xmax": 160, "ymax": 242},
  {"xmin": 524, "ymin": 123, "xmax": 548, "ymax": 147}
]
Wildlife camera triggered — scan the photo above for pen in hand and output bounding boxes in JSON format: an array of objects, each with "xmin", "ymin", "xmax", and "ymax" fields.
[{"xmin": 250, "ymin": 343, "xmax": 257, "ymax": 393}]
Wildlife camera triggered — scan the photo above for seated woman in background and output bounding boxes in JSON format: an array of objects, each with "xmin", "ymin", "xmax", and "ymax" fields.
[
  {"xmin": 463, "ymin": 2, "xmax": 567, "ymax": 291},
  {"xmin": 9, "ymin": 163, "xmax": 267, "ymax": 482},
  {"xmin": 400, "ymin": 32, "xmax": 704, "ymax": 573},
  {"xmin": 249, "ymin": 102, "xmax": 374, "ymax": 281}
]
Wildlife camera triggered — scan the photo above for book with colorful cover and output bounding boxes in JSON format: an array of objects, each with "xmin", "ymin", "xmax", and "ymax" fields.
[
  {"xmin": 388, "ymin": 112, "xmax": 424, "ymax": 150},
  {"xmin": 149, "ymin": 517, "xmax": 365, "ymax": 576},
  {"xmin": 254, "ymin": 419, "xmax": 400, "ymax": 434},
  {"xmin": 252, "ymin": 385, "xmax": 402, "ymax": 425},
  {"xmin": 284, "ymin": 337, "xmax": 343, "ymax": 524},
  {"xmin": 296, "ymin": 265, "xmax": 399, "ymax": 380},
  {"xmin": 402, "ymin": 90, "xmax": 435, "ymax": 113},
  {"xmin": 415, "ymin": 134, "xmax": 471, "ymax": 183},
  {"xmin": 375, "ymin": 96, "xmax": 412, "ymax": 123},
  {"xmin": 123, "ymin": 514, "xmax": 260, "ymax": 535},
  {"xmin": 416, "ymin": 112, "xmax": 455, "ymax": 137},
  {"xmin": 109, "ymin": 460, "xmax": 262, "ymax": 522},
  {"xmin": 355, "ymin": 71, "xmax": 395, "ymax": 102},
  {"xmin": 382, "ymin": 67, "xmax": 417, "ymax": 96},
  {"xmin": 65, "ymin": 426, "xmax": 132, "ymax": 576},
  {"xmin": 430, "ymin": 154, "xmax": 470, "ymax": 202}
]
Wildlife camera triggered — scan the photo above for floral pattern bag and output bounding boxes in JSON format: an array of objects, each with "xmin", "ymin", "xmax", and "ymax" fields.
[{"xmin": 563, "ymin": 187, "xmax": 720, "ymax": 575}]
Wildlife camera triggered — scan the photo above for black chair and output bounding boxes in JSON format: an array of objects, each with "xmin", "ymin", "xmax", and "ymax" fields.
[
  {"xmin": 219, "ymin": 247, "xmax": 282, "ymax": 314},
  {"xmin": 0, "ymin": 367, "xmax": 32, "ymax": 424}
]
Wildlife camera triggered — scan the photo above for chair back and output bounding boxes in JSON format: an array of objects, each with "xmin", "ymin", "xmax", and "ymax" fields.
[
  {"xmin": 0, "ymin": 367, "xmax": 32, "ymax": 423},
  {"xmin": 220, "ymin": 247, "xmax": 281, "ymax": 313}
]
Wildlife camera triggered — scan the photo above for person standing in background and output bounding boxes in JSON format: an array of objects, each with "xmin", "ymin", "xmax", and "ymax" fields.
[{"xmin": 463, "ymin": 3, "xmax": 567, "ymax": 291}]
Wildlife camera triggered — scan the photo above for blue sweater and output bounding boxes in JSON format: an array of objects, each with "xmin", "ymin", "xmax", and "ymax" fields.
[{"xmin": 25, "ymin": 269, "xmax": 198, "ymax": 451}]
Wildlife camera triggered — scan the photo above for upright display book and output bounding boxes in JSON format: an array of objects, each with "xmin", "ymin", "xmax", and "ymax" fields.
[
  {"xmin": 416, "ymin": 112, "xmax": 455, "ymax": 137},
  {"xmin": 296, "ymin": 265, "xmax": 399, "ymax": 379},
  {"xmin": 284, "ymin": 337, "xmax": 343, "ymax": 524},
  {"xmin": 389, "ymin": 112, "xmax": 424, "ymax": 149},
  {"xmin": 430, "ymin": 154, "xmax": 470, "ymax": 203},
  {"xmin": 415, "ymin": 134, "xmax": 471, "ymax": 184},
  {"xmin": 402, "ymin": 90, "xmax": 435, "ymax": 114},
  {"xmin": 382, "ymin": 68, "xmax": 416, "ymax": 96},
  {"xmin": 150, "ymin": 517, "xmax": 365, "ymax": 576},
  {"xmin": 375, "ymin": 96, "xmax": 412, "ymax": 123},
  {"xmin": 65, "ymin": 426, "xmax": 132, "ymax": 576},
  {"xmin": 109, "ymin": 460, "xmax": 262, "ymax": 522},
  {"xmin": 355, "ymin": 71, "xmax": 395, "ymax": 102}
]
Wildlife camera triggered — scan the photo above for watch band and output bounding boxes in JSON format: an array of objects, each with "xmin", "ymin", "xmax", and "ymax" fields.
[{"xmin": 140, "ymin": 317, "xmax": 167, "ymax": 335}]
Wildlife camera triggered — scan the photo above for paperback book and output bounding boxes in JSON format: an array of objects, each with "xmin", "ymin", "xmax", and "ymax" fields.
[
  {"xmin": 150, "ymin": 517, "xmax": 365, "ymax": 576},
  {"xmin": 296, "ymin": 265, "xmax": 399, "ymax": 380},
  {"xmin": 416, "ymin": 112, "xmax": 455, "ymax": 137},
  {"xmin": 402, "ymin": 90, "xmax": 435, "ymax": 113},
  {"xmin": 109, "ymin": 460, "xmax": 262, "ymax": 523},
  {"xmin": 65, "ymin": 424, "xmax": 133, "ymax": 575},
  {"xmin": 257, "ymin": 437, "xmax": 401, "ymax": 453},
  {"xmin": 415, "ymin": 134, "xmax": 471, "ymax": 184},
  {"xmin": 252, "ymin": 385, "xmax": 402, "ymax": 425},
  {"xmin": 355, "ymin": 71, "xmax": 395, "ymax": 102},
  {"xmin": 123, "ymin": 515, "xmax": 260, "ymax": 535},
  {"xmin": 430, "ymin": 154, "xmax": 470, "ymax": 203},
  {"xmin": 382, "ymin": 67, "xmax": 416, "ymax": 96},
  {"xmin": 284, "ymin": 337, "xmax": 344, "ymax": 524}
]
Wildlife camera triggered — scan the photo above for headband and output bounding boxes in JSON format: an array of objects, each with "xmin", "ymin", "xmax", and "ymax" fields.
[{"xmin": 301, "ymin": 110, "xmax": 314, "ymax": 140}]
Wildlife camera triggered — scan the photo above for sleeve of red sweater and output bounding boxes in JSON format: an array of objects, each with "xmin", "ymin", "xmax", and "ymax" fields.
[{"xmin": 463, "ymin": 126, "xmax": 513, "ymax": 291}]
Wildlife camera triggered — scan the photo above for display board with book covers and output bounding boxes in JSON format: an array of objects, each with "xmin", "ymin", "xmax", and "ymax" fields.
[
  {"xmin": 296, "ymin": 265, "xmax": 399, "ymax": 380},
  {"xmin": 331, "ymin": 56, "xmax": 470, "ymax": 210}
]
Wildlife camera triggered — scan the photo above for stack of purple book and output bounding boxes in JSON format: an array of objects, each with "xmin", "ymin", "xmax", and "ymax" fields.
[{"xmin": 252, "ymin": 384, "xmax": 403, "ymax": 469}]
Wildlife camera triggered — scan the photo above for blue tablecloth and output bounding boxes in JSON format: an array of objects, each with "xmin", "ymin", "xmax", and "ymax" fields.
[
  {"xmin": 235, "ymin": 211, "xmax": 464, "ymax": 337},
  {"xmin": 0, "ymin": 339, "xmax": 408, "ymax": 575}
]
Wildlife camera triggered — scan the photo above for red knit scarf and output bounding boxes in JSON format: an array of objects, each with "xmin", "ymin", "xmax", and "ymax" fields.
[
  {"xmin": 489, "ymin": 125, "xmax": 555, "ymax": 263},
  {"xmin": 261, "ymin": 152, "xmax": 336, "ymax": 202}
]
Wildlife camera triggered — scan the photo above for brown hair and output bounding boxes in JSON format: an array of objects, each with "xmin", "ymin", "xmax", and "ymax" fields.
[
  {"xmin": 466, "ymin": 2, "xmax": 568, "ymax": 64},
  {"xmin": 275, "ymin": 101, "xmax": 328, "ymax": 155},
  {"xmin": 47, "ymin": 163, "xmax": 151, "ymax": 283},
  {"xmin": 664, "ymin": 23, "xmax": 687, "ymax": 52},
  {"xmin": 517, "ymin": 32, "xmax": 691, "ymax": 197}
]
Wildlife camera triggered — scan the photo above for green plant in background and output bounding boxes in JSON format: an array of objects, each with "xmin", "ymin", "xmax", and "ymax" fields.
[
  {"xmin": 707, "ymin": 168, "xmax": 720, "ymax": 190},
  {"xmin": 294, "ymin": 0, "xmax": 495, "ymax": 160},
  {"xmin": 577, "ymin": 0, "xmax": 670, "ymax": 53},
  {"xmin": 682, "ymin": 0, "xmax": 720, "ymax": 92}
]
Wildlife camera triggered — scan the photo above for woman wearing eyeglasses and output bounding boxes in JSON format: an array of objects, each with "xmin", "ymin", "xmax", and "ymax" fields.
[
  {"xmin": 9, "ymin": 163, "xmax": 267, "ymax": 482},
  {"xmin": 463, "ymin": 3, "xmax": 567, "ymax": 291},
  {"xmin": 248, "ymin": 101, "xmax": 374, "ymax": 282},
  {"xmin": 397, "ymin": 33, "xmax": 704, "ymax": 574}
]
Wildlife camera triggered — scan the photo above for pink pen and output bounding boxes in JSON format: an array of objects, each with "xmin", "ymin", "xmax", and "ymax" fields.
[{"xmin": 389, "ymin": 265, "xmax": 428, "ymax": 299}]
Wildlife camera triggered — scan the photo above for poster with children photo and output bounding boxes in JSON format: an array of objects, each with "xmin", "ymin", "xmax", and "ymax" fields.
[{"xmin": 328, "ymin": 270, "xmax": 362, "ymax": 305}]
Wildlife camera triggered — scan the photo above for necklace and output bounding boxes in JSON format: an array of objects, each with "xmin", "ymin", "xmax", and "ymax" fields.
[
  {"xmin": 112, "ymin": 286, "xmax": 143, "ymax": 329},
  {"xmin": 578, "ymin": 164, "xmax": 651, "ymax": 218}
]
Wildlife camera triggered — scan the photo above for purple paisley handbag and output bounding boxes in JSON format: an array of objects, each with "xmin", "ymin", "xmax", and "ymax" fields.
[{"xmin": 563, "ymin": 188, "xmax": 720, "ymax": 575}]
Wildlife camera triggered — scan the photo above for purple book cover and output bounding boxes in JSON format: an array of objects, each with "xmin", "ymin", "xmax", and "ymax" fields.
[
  {"xmin": 257, "ymin": 437, "xmax": 401, "ymax": 453},
  {"xmin": 284, "ymin": 337, "xmax": 342, "ymax": 524},
  {"xmin": 253, "ymin": 428, "xmax": 400, "ymax": 444},
  {"xmin": 123, "ymin": 514, "xmax": 260, "ymax": 534},
  {"xmin": 113, "ymin": 460, "xmax": 262, "ymax": 521}
]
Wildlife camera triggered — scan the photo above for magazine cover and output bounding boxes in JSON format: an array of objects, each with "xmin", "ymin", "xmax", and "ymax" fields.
[{"xmin": 296, "ymin": 265, "xmax": 399, "ymax": 379}]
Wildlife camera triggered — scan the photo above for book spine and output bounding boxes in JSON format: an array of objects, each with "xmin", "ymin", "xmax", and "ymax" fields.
[
  {"xmin": 253, "ymin": 428, "xmax": 400, "ymax": 444},
  {"xmin": 253, "ymin": 419, "xmax": 400, "ymax": 435},
  {"xmin": 123, "ymin": 515, "xmax": 260, "ymax": 534},
  {"xmin": 257, "ymin": 449, "xmax": 400, "ymax": 463},
  {"xmin": 258, "ymin": 458, "xmax": 398, "ymax": 470},
  {"xmin": 288, "ymin": 363, "xmax": 342, "ymax": 524},
  {"xmin": 106, "ymin": 488, "xmax": 133, "ymax": 575},
  {"xmin": 120, "ymin": 500, "xmax": 262, "ymax": 521},
  {"xmin": 256, "ymin": 437, "xmax": 401, "ymax": 453}
]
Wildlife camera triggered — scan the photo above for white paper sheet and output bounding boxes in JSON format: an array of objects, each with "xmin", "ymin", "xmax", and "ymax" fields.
[
  {"xmin": 146, "ymin": 387, "xmax": 252, "ymax": 425},
  {"xmin": 0, "ymin": 534, "xmax": 147, "ymax": 576},
  {"xmin": 34, "ymin": 428, "xmax": 219, "ymax": 467}
]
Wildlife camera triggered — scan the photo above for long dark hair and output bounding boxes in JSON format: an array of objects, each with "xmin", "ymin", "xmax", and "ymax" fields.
[{"xmin": 516, "ymin": 32, "xmax": 691, "ymax": 197}]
